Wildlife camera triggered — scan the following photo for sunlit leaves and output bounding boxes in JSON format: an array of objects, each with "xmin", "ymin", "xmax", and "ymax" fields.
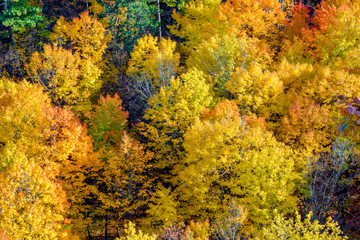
[
  {"xmin": 51, "ymin": 12, "xmax": 110, "ymax": 112},
  {"xmin": 127, "ymin": 34, "xmax": 180, "ymax": 100},
  {"xmin": 136, "ymin": 69, "xmax": 212, "ymax": 172},
  {"xmin": 27, "ymin": 44, "xmax": 81, "ymax": 107},
  {"xmin": 263, "ymin": 211, "xmax": 348, "ymax": 240},
  {"xmin": 186, "ymin": 35, "xmax": 269, "ymax": 96},
  {"xmin": 0, "ymin": 162, "xmax": 69, "ymax": 239},
  {"xmin": 277, "ymin": 99, "xmax": 335, "ymax": 153},
  {"xmin": 178, "ymin": 100, "xmax": 299, "ymax": 232},
  {"xmin": 170, "ymin": 0, "xmax": 222, "ymax": 55},
  {"xmin": 225, "ymin": 63, "xmax": 283, "ymax": 117}
]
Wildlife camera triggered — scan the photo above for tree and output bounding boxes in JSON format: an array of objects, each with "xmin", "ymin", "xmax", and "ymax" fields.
[
  {"xmin": 280, "ymin": 1, "xmax": 360, "ymax": 70},
  {"xmin": 263, "ymin": 211, "xmax": 348, "ymax": 240},
  {"xmin": 85, "ymin": 94, "xmax": 153, "ymax": 237},
  {"xmin": 225, "ymin": 62, "xmax": 283, "ymax": 118},
  {"xmin": 0, "ymin": 78, "xmax": 101, "ymax": 238},
  {"xmin": 136, "ymin": 69, "xmax": 212, "ymax": 182},
  {"xmin": 272, "ymin": 60, "xmax": 360, "ymax": 111},
  {"xmin": 26, "ymin": 44, "xmax": 81, "ymax": 108},
  {"xmin": 0, "ymin": 162, "xmax": 70, "ymax": 239},
  {"xmin": 186, "ymin": 34, "xmax": 270, "ymax": 97},
  {"xmin": 97, "ymin": 0, "xmax": 159, "ymax": 52},
  {"xmin": 0, "ymin": 78, "xmax": 91, "ymax": 171},
  {"xmin": 116, "ymin": 221, "xmax": 157, "ymax": 240},
  {"xmin": 145, "ymin": 184, "xmax": 179, "ymax": 227},
  {"xmin": 136, "ymin": 69, "xmax": 213, "ymax": 228},
  {"xmin": 0, "ymin": 78, "xmax": 57, "ymax": 169},
  {"xmin": 0, "ymin": 0, "xmax": 44, "ymax": 32},
  {"xmin": 219, "ymin": 0, "xmax": 285, "ymax": 44},
  {"xmin": 0, "ymin": 0, "xmax": 46, "ymax": 78},
  {"xmin": 277, "ymin": 98, "xmax": 335, "ymax": 153},
  {"xmin": 177, "ymin": 100, "xmax": 300, "ymax": 234},
  {"xmin": 213, "ymin": 200, "xmax": 248, "ymax": 240},
  {"xmin": 170, "ymin": 0, "xmax": 287, "ymax": 55},
  {"xmin": 86, "ymin": 94, "xmax": 129, "ymax": 150},
  {"xmin": 97, "ymin": 133, "xmax": 153, "ymax": 232},
  {"xmin": 127, "ymin": 34, "xmax": 180, "ymax": 102},
  {"xmin": 170, "ymin": 0, "xmax": 222, "ymax": 55},
  {"xmin": 51, "ymin": 12, "xmax": 110, "ymax": 112},
  {"xmin": 304, "ymin": 137, "xmax": 358, "ymax": 231}
]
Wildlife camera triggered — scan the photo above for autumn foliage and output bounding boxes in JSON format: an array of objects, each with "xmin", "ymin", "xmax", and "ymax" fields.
[{"xmin": 2, "ymin": 0, "xmax": 360, "ymax": 239}]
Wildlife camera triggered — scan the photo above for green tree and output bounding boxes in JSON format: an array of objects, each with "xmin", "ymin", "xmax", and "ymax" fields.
[
  {"xmin": 0, "ymin": 0, "xmax": 45, "ymax": 77},
  {"xmin": 86, "ymin": 94, "xmax": 129, "ymax": 150},
  {"xmin": 0, "ymin": 0, "xmax": 44, "ymax": 37},
  {"xmin": 97, "ymin": 0, "xmax": 159, "ymax": 52}
]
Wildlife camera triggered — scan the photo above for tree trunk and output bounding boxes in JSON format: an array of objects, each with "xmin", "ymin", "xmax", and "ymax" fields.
[
  {"xmin": 87, "ymin": 225, "xmax": 92, "ymax": 239},
  {"xmin": 157, "ymin": 0, "xmax": 162, "ymax": 39},
  {"xmin": 105, "ymin": 212, "xmax": 109, "ymax": 240}
]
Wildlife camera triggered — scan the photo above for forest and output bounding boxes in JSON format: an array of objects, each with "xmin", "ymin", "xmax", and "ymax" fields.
[{"xmin": 1, "ymin": 0, "xmax": 360, "ymax": 239}]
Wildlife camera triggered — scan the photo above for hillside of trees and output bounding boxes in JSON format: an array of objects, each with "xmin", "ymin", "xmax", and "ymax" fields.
[{"xmin": 1, "ymin": 0, "xmax": 360, "ymax": 239}]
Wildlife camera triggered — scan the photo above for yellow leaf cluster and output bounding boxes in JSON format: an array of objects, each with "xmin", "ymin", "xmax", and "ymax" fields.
[
  {"xmin": 127, "ymin": 34, "xmax": 180, "ymax": 91},
  {"xmin": 51, "ymin": 12, "xmax": 110, "ymax": 112},
  {"xmin": 0, "ymin": 163, "xmax": 69, "ymax": 239},
  {"xmin": 116, "ymin": 222, "xmax": 157, "ymax": 240},
  {"xmin": 136, "ymin": 69, "xmax": 212, "ymax": 171},
  {"xmin": 27, "ymin": 44, "xmax": 81, "ymax": 107},
  {"xmin": 225, "ymin": 63, "xmax": 283, "ymax": 117},
  {"xmin": 262, "ymin": 211, "xmax": 348, "ymax": 240},
  {"xmin": 170, "ymin": 0, "xmax": 222, "ymax": 54}
]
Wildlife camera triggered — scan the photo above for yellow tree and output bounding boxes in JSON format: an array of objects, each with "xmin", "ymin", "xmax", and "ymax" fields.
[
  {"xmin": 127, "ymin": 34, "xmax": 180, "ymax": 101},
  {"xmin": 186, "ymin": 34, "xmax": 270, "ymax": 96},
  {"xmin": 177, "ymin": 100, "xmax": 300, "ymax": 234},
  {"xmin": 170, "ymin": 0, "xmax": 287, "ymax": 55},
  {"xmin": 170, "ymin": 0, "xmax": 223, "ymax": 55},
  {"xmin": 225, "ymin": 62, "xmax": 283, "ymax": 118},
  {"xmin": 0, "ymin": 78, "xmax": 102, "ymax": 238},
  {"xmin": 85, "ymin": 94, "xmax": 154, "ymax": 236},
  {"xmin": 262, "ymin": 60, "xmax": 360, "ymax": 129},
  {"xmin": 116, "ymin": 222, "xmax": 157, "ymax": 240},
  {"xmin": 0, "ymin": 78, "xmax": 91, "ymax": 171},
  {"xmin": 0, "ymin": 162, "xmax": 70, "ymax": 239},
  {"xmin": 263, "ymin": 211, "xmax": 348, "ymax": 240},
  {"xmin": 136, "ymin": 69, "xmax": 212, "ymax": 227},
  {"xmin": 51, "ymin": 12, "xmax": 110, "ymax": 112},
  {"xmin": 136, "ymin": 69, "xmax": 212, "ymax": 179},
  {"xmin": 0, "ymin": 78, "xmax": 58, "ymax": 169},
  {"xmin": 98, "ymin": 133, "xmax": 153, "ymax": 231},
  {"xmin": 26, "ymin": 44, "xmax": 81, "ymax": 108}
]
